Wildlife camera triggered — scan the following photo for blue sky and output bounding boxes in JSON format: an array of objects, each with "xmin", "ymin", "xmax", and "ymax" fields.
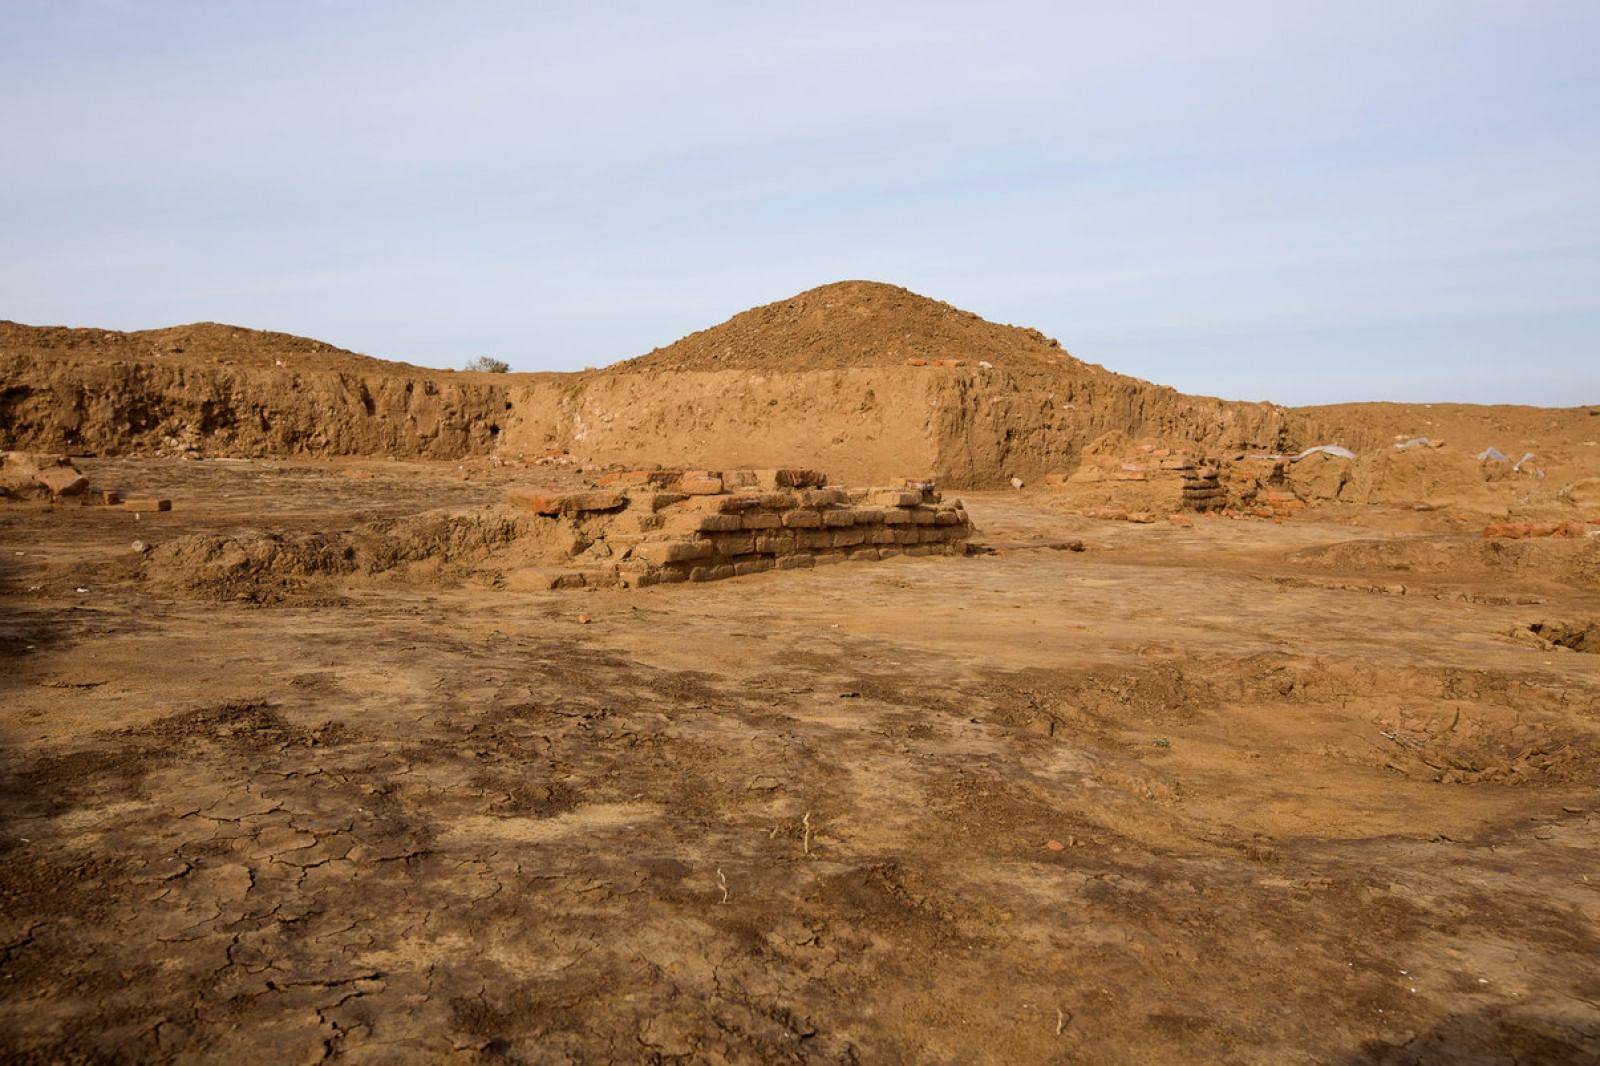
[{"xmin": 2, "ymin": 1, "xmax": 1596, "ymax": 405}]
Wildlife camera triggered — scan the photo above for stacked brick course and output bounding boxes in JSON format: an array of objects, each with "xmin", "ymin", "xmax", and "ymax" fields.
[{"xmin": 504, "ymin": 468, "xmax": 972, "ymax": 589}]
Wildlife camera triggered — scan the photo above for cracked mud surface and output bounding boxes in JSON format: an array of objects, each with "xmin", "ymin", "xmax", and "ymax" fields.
[{"xmin": 2, "ymin": 460, "xmax": 1599, "ymax": 1063}]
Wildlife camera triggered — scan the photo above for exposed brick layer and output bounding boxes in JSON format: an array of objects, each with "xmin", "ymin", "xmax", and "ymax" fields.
[{"xmin": 504, "ymin": 471, "xmax": 972, "ymax": 589}]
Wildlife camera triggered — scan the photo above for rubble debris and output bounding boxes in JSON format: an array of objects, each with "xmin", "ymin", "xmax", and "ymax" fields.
[{"xmin": 2, "ymin": 451, "xmax": 90, "ymax": 499}]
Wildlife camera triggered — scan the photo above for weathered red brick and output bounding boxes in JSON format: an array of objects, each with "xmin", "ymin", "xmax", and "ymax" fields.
[{"xmin": 35, "ymin": 467, "xmax": 89, "ymax": 496}]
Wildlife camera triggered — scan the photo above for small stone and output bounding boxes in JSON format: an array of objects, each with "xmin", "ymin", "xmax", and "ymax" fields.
[
  {"xmin": 131, "ymin": 540, "xmax": 150, "ymax": 554},
  {"xmin": 1045, "ymin": 839, "xmax": 1066, "ymax": 852},
  {"xmin": 576, "ymin": 613, "xmax": 592, "ymax": 625},
  {"xmin": 1010, "ymin": 477, "xmax": 1024, "ymax": 490}
]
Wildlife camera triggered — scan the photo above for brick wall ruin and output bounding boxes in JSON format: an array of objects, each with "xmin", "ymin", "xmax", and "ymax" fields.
[{"xmin": 503, "ymin": 468, "xmax": 973, "ymax": 589}]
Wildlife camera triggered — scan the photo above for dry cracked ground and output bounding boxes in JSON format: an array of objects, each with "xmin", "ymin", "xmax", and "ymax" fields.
[{"xmin": 2, "ymin": 459, "xmax": 1598, "ymax": 1064}]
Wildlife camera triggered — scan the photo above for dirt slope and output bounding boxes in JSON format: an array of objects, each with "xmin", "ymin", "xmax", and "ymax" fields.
[
  {"xmin": 615, "ymin": 280, "xmax": 1082, "ymax": 372},
  {"xmin": 0, "ymin": 319, "xmax": 424, "ymax": 374}
]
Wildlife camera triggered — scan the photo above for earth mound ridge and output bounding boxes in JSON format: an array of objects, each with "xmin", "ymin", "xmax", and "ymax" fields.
[
  {"xmin": 612, "ymin": 280, "xmax": 1102, "ymax": 374},
  {"xmin": 0, "ymin": 319, "xmax": 439, "ymax": 374}
]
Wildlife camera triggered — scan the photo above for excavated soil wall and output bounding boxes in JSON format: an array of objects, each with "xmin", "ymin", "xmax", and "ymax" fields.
[
  {"xmin": 501, "ymin": 365, "xmax": 1320, "ymax": 485},
  {"xmin": 0, "ymin": 354, "xmax": 519, "ymax": 460},
  {"xmin": 1, "ymin": 353, "xmax": 1323, "ymax": 486}
]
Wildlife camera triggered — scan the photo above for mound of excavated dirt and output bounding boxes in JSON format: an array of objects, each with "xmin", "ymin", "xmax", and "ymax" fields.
[
  {"xmin": 613, "ymin": 281, "xmax": 1090, "ymax": 373},
  {"xmin": 0, "ymin": 320, "xmax": 427, "ymax": 374},
  {"xmin": 1340, "ymin": 446, "xmax": 1497, "ymax": 508}
]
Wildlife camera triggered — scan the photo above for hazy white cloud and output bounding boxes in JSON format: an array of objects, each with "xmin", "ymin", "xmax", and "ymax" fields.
[{"xmin": 1, "ymin": 0, "xmax": 1596, "ymax": 403}]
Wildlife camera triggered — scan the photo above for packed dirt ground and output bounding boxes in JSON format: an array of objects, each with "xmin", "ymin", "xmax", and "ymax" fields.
[{"xmin": 3, "ymin": 456, "xmax": 1598, "ymax": 1063}]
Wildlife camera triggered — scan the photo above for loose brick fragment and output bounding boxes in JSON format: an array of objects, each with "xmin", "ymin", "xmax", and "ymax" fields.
[
  {"xmin": 35, "ymin": 467, "xmax": 89, "ymax": 496},
  {"xmin": 596, "ymin": 470, "xmax": 661, "ymax": 487},
  {"xmin": 798, "ymin": 488, "xmax": 849, "ymax": 507},
  {"xmin": 674, "ymin": 473, "xmax": 724, "ymax": 495},
  {"xmin": 768, "ymin": 468, "xmax": 827, "ymax": 489},
  {"xmin": 506, "ymin": 567, "xmax": 587, "ymax": 591},
  {"xmin": 506, "ymin": 488, "xmax": 626, "ymax": 515},
  {"xmin": 122, "ymin": 497, "xmax": 172, "ymax": 512},
  {"xmin": 507, "ymin": 488, "xmax": 565, "ymax": 514}
]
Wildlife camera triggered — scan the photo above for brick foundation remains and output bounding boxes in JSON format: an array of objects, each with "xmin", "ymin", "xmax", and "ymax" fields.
[{"xmin": 503, "ymin": 468, "xmax": 973, "ymax": 589}]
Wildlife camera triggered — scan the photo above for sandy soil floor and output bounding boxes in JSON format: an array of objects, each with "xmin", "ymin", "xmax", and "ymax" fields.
[{"xmin": 2, "ymin": 459, "xmax": 1597, "ymax": 1064}]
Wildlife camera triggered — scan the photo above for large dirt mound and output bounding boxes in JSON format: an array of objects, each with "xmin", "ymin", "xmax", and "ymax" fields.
[
  {"xmin": 0, "ymin": 320, "xmax": 435, "ymax": 374},
  {"xmin": 613, "ymin": 280, "xmax": 1096, "ymax": 373}
]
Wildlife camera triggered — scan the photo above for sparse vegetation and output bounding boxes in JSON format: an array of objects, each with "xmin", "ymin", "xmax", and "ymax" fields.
[{"xmin": 464, "ymin": 356, "xmax": 510, "ymax": 373}]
